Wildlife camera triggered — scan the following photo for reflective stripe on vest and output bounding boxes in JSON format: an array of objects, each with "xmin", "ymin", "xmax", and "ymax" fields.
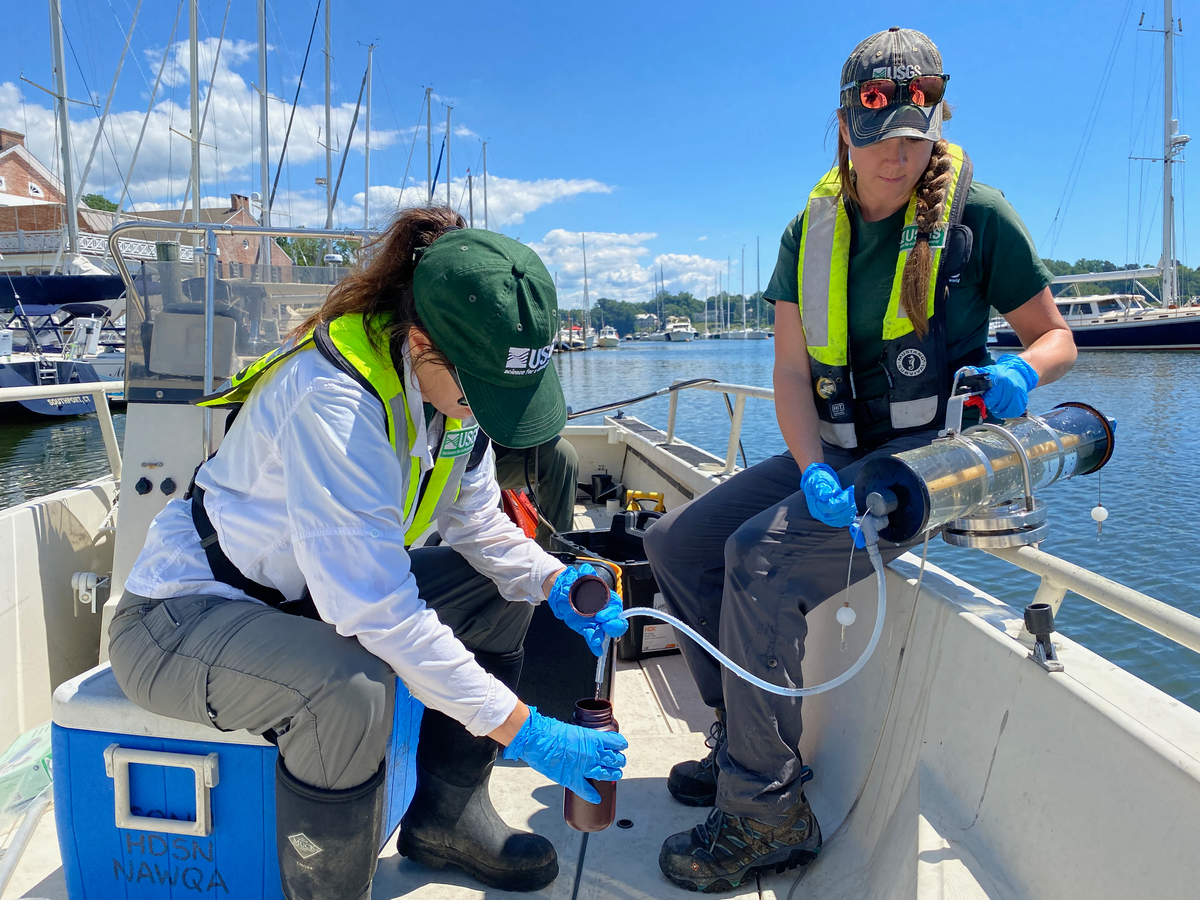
[
  {"xmin": 797, "ymin": 143, "xmax": 966, "ymax": 362},
  {"xmin": 196, "ymin": 314, "xmax": 477, "ymax": 547},
  {"xmin": 795, "ymin": 144, "xmax": 968, "ymax": 448}
]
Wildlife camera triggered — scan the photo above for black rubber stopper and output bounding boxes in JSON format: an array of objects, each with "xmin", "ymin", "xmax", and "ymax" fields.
[
  {"xmin": 1024, "ymin": 603, "xmax": 1055, "ymax": 638},
  {"xmin": 616, "ymin": 819, "xmax": 634, "ymax": 829},
  {"xmin": 569, "ymin": 574, "xmax": 611, "ymax": 617}
]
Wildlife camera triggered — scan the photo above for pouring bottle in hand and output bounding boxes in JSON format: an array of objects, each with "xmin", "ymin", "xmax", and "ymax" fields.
[{"xmin": 564, "ymin": 698, "xmax": 619, "ymax": 832}]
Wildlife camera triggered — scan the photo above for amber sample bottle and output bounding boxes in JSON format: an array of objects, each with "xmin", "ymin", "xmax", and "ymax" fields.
[{"xmin": 564, "ymin": 699, "xmax": 619, "ymax": 832}]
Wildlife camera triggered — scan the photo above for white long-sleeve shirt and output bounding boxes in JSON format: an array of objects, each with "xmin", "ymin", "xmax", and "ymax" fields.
[{"xmin": 125, "ymin": 340, "xmax": 564, "ymax": 735}]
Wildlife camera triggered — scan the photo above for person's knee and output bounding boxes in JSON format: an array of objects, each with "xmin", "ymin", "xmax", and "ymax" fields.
[
  {"xmin": 309, "ymin": 653, "xmax": 395, "ymax": 773},
  {"xmin": 642, "ymin": 507, "xmax": 680, "ymax": 567},
  {"xmin": 725, "ymin": 519, "xmax": 768, "ymax": 572}
]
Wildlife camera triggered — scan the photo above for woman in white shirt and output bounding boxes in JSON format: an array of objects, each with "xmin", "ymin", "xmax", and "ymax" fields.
[{"xmin": 109, "ymin": 207, "xmax": 628, "ymax": 898}]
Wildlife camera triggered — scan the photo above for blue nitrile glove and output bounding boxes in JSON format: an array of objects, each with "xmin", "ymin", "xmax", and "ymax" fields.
[
  {"xmin": 547, "ymin": 564, "xmax": 629, "ymax": 656},
  {"xmin": 958, "ymin": 355, "xmax": 1039, "ymax": 420},
  {"xmin": 801, "ymin": 463, "xmax": 857, "ymax": 528},
  {"xmin": 502, "ymin": 706, "xmax": 628, "ymax": 803}
]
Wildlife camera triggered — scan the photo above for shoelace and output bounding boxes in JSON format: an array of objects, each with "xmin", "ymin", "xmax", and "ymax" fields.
[{"xmin": 705, "ymin": 718, "xmax": 727, "ymax": 751}]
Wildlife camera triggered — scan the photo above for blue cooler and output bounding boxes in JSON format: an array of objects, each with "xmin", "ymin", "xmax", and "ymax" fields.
[{"xmin": 51, "ymin": 663, "xmax": 422, "ymax": 899}]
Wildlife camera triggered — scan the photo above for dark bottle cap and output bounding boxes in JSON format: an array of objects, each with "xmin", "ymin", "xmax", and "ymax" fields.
[{"xmin": 569, "ymin": 574, "xmax": 611, "ymax": 617}]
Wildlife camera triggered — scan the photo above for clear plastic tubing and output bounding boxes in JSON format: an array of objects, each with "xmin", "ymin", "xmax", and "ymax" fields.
[{"xmin": 595, "ymin": 541, "xmax": 888, "ymax": 698}]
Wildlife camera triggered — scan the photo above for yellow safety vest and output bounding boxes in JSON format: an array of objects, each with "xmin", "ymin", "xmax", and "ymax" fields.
[
  {"xmin": 197, "ymin": 313, "xmax": 481, "ymax": 546},
  {"xmin": 796, "ymin": 143, "xmax": 971, "ymax": 448}
]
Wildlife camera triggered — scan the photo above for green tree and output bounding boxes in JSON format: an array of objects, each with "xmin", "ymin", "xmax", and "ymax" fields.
[{"xmin": 82, "ymin": 193, "xmax": 117, "ymax": 212}]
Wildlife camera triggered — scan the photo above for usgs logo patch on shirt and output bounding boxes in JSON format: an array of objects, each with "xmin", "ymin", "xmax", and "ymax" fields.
[
  {"xmin": 440, "ymin": 425, "xmax": 480, "ymax": 459},
  {"xmin": 505, "ymin": 345, "xmax": 554, "ymax": 376}
]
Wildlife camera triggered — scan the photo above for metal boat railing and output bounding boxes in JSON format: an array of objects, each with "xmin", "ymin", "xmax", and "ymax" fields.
[
  {"xmin": 658, "ymin": 377, "xmax": 1200, "ymax": 657},
  {"xmin": 665, "ymin": 379, "xmax": 775, "ymax": 474},
  {"xmin": 0, "ymin": 382, "xmax": 122, "ymax": 481}
]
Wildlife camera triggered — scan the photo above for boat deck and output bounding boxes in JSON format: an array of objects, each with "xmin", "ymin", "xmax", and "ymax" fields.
[{"xmin": 4, "ymin": 502, "xmax": 780, "ymax": 900}]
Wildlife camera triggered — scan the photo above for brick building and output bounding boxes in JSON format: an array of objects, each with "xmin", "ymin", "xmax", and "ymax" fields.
[{"xmin": 0, "ymin": 129, "xmax": 292, "ymax": 278}]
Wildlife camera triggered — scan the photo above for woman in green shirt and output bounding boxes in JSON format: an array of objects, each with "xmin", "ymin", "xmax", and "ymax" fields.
[{"xmin": 644, "ymin": 26, "xmax": 1076, "ymax": 893}]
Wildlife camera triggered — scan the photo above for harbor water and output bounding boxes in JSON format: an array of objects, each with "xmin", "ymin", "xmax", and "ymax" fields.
[{"xmin": 1, "ymin": 341, "xmax": 1197, "ymax": 709}]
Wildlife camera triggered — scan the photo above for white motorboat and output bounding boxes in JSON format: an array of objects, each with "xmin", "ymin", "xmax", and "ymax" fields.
[
  {"xmin": 665, "ymin": 318, "xmax": 694, "ymax": 342},
  {"xmin": 597, "ymin": 325, "xmax": 621, "ymax": 348},
  {"xmin": 4, "ymin": 222, "xmax": 1200, "ymax": 900}
]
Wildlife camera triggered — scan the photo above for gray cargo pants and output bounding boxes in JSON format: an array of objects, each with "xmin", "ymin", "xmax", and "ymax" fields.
[
  {"xmin": 642, "ymin": 432, "xmax": 937, "ymax": 819},
  {"xmin": 109, "ymin": 546, "xmax": 535, "ymax": 792}
]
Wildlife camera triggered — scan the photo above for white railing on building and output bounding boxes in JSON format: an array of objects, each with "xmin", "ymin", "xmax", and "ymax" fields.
[{"xmin": 0, "ymin": 230, "xmax": 194, "ymax": 262}]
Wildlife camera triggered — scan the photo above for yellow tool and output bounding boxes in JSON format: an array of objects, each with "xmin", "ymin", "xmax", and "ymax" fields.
[{"xmin": 625, "ymin": 491, "xmax": 665, "ymax": 512}]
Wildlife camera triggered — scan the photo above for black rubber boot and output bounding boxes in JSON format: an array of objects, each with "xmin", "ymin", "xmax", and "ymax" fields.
[
  {"xmin": 667, "ymin": 711, "xmax": 725, "ymax": 807},
  {"xmin": 275, "ymin": 757, "xmax": 385, "ymax": 900},
  {"xmin": 398, "ymin": 648, "xmax": 559, "ymax": 892}
]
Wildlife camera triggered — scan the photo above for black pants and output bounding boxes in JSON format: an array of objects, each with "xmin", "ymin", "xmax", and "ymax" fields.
[{"xmin": 643, "ymin": 431, "xmax": 937, "ymax": 818}]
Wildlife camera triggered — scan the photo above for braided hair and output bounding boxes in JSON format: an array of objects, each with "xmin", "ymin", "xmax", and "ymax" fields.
[{"xmin": 835, "ymin": 103, "xmax": 954, "ymax": 339}]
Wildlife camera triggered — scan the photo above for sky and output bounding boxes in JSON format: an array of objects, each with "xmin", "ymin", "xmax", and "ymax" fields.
[{"xmin": 1, "ymin": 0, "xmax": 1195, "ymax": 310}]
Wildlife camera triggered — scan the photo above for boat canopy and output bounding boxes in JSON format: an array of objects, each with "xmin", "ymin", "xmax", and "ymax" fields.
[{"xmin": 0, "ymin": 275, "xmax": 126, "ymax": 308}]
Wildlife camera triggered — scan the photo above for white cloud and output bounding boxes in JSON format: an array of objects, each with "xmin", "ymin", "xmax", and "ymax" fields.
[
  {"xmin": 0, "ymin": 33, "xmax": 400, "ymax": 211},
  {"xmin": 697, "ymin": 235, "xmax": 708, "ymax": 241},
  {"xmin": 528, "ymin": 230, "xmax": 735, "ymax": 307}
]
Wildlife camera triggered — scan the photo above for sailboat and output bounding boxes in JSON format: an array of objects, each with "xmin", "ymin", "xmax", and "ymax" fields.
[{"xmin": 993, "ymin": 8, "xmax": 1197, "ymax": 350}]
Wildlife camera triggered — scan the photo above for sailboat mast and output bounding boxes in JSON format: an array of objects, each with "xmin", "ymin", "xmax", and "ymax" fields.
[
  {"xmin": 1162, "ymin": 0, "xmax": 1176, "ymax": 307},
  {"xmin": 582, "ymin": 234, "xmax": 591, "ymax": 339},
  {"xmin": 188, "ymin": 0, "xmax": 200, "ymax": 227},
  {"xmin": 425, "ymin": 88, "xmax": 433, "ymax": 205},
  {"xmin": 446, "ymin": 106, "xmax": 452, "ymax": 208},
  {"xmin": 741, "ymin": 245, "xmax": 746, "ymax": 331},
  {"xmin": 468, "ymin": 170, "xmax": 474, "ymax": 227},
  {"xmin": 49, "ymin": 0, "xmax": 79, "ymax": 258},
  {"xmin": 323, "ymin": 0, "xmax": 332, "ymax": 229},
  {"xmin": 257, "ymin": 0, "xmax": 271, "ymax": 268},
  {"xmin": 756, "ymin": 236, "xmax": 761, "ymax": 329},
  {"xmin": 364, "ymin": 43, "xmax": 373, "ymax": 229},
  {"xmin": 482, "ymin": 141, "xmax": 488, "ymax": 229}
]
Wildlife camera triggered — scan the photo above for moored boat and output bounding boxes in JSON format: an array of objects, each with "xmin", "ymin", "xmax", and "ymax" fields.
[
  {"xmin": 5, "ymin": 222, "xmax": 1200, "ymax": 900},
  {"xmin": 992, "ymin": 291, "xmax": 1200, "ymax": 350}
]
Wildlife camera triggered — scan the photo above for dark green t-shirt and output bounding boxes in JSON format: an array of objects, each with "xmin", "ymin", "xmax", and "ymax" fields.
[{"xmin": 765, "ymin": 182, "xmax": 1052, "ymax": 440}]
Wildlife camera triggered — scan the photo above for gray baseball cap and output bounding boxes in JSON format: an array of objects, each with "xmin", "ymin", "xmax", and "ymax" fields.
[{"xmin": 840, "ymin": 27, "xmax": 946, "ymax": 148}]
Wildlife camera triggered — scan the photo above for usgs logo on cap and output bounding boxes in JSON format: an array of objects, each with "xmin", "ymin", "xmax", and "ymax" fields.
[{"xmin": 505, "ymin": 345, "xmax": 554, "ymax": 376}]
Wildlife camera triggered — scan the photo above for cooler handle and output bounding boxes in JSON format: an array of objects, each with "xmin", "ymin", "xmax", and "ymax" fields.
[{"xmin": 104, "ymin": 744, "xmax": 219, "ymax": 837}]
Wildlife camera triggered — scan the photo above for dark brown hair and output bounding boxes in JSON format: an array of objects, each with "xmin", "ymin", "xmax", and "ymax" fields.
[
  {"xmin": 292, "ymin": 205, "xmax": 466, "ymax": 368},
  {"xmin": 836, "ymin": 102, "xmax": 953, "ymax": 339}
]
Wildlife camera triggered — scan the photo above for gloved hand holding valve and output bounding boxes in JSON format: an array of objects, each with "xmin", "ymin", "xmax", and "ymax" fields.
[{"xmin": 956, "ymin": 354, "xmax": 1039, "ymax": 420}]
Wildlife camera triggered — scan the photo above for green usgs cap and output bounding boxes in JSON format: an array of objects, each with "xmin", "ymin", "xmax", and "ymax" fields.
[{"xmin": 413, "ymin": 229, "xmax": 565, "ymax": 449}]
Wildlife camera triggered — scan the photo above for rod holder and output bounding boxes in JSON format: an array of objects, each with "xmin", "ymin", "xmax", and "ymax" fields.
[{"xmin": 1024, "ymin": 602, "xmax": 1064, "ymax": 673}]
